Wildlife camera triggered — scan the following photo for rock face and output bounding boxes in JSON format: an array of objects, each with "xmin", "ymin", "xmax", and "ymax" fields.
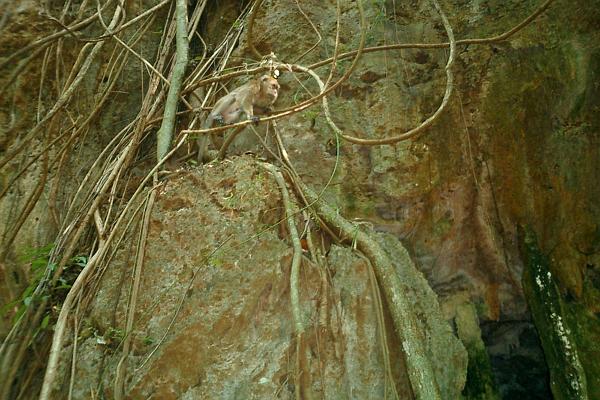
[
  {"xmin": 63, "ymin": 158, "xmax": 463, "ymax": 399},
  {"xmin": 236, "ymin": 0, "xmax": 600, "ymax": 396},
  {"xmin": 1, "ymin": 0, "xmax": 599, "ymax": 398}
]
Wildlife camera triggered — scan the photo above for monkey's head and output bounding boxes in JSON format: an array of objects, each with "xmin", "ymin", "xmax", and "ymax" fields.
[{"xmin": 259, "ymin": 75, "xmax": 280, "ymax": 104}]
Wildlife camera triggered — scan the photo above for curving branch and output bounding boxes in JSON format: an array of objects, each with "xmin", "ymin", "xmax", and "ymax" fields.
[
  {"xmin": 339, "ymin": 0, "xmax": 456, "ymax": 145},
  {"xmin": 307, "ymin": 0, "xmax": 555, "ymax": 70},
  {"xmin": 183, "ymin": 0, "xmax": 554, "ymax": 96},
  {"xmin": 182, "ymin": 0, "xmax": 367, "ymax": 137},
  {"xmin": 292, "ymin": 0, "xmax": 324, "ymax": 63},
  {"xmin": 182, "ymin": 0, "xmax": 553, "ymax": 142}
]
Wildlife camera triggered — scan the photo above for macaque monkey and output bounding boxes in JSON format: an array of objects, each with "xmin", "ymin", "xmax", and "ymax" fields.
[{"xmin": 198, "ymin": 74, "xmax": 280, "ymax": 163}]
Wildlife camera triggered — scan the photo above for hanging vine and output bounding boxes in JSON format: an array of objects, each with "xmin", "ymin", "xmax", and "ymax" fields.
[{"xmin": 0, "ymin": 0, "xmax": 556, "ymax": 398}]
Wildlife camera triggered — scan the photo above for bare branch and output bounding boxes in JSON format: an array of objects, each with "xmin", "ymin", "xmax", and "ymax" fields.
[{"xmin": 156, "ymin": 0, "xmax": 189, "ymax": 161}]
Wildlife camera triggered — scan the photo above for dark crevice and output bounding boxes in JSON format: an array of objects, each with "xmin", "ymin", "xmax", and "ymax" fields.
[{"xmin": 480, "ymin": 321, "xmax": 552, "ymax": 399}]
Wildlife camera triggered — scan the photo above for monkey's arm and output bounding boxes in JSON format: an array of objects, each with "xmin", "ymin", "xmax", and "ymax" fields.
[{"xmin": 240, "ymin": 96, "xmax": 259, "ymax": 124}]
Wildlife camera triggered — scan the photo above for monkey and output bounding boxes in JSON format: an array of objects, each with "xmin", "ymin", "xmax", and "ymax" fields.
[{"xmin": 197, "ymin": 74, "xmax": 280, "ymax": 163}]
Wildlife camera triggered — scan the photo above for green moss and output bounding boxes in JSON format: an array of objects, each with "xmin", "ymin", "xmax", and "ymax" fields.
[
  {"xmin": 455, "ymin": 303, "xmax": 500, "ymax": 400},
  {"xmin": 344, "ymin": 191, "xmax": 358, "ymax": 213},
  {"xmin": 520, "ymin": 227, "xmax": 588, "ymax": 399},
  {"xmin": 433, "ymin": 214, "xmax": 453, "ymax": 238},
  {"xmin": 340, "ymin": 184, "xmax": 375, "ymax": 218},
  {"xmin": 462, "ymin": 343, "xmax": 500, "ymax": 400},
  {"xmin": 563, "ymin": 280, "xmax": 600, "ymax": 397}
]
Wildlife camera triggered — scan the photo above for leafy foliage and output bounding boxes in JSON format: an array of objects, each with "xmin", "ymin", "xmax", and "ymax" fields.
[{"xmin": 1, "ymin": 244, "xmax": 87, "ymax": 336}]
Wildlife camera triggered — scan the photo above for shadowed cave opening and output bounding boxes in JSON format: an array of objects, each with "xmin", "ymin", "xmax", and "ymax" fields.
[{"xmin": 481, "ymin": 321, "xmax": 552, "ymax": 399}]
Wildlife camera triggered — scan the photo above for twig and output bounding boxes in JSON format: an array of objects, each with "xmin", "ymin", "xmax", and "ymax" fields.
[
  {"xmin": 247, "ymin": 0, "xmax": 265, "ymax": 59},
  {"xmin": 187, "ymin": 0, "xmax": 207, "ymax": 40},
  {"xmin": 93, "ymin": 209, "xmax": 106, "ymax": 248},
  {"xmin": 271, "ymin": 123, "xmax": 340, "ymax": 243},
  {"xmin": 263, "ymin": 163, "xmax": 304, "ymax": 334},
  {"xmin": 324, "ymin": 0, "xmax": 341, "ymax": 88},
  {"xmin": 292, "ymin": 0, "xmax": 323, "ymax": 63},
  {"xmin": 67, "ymin": 294, "xmax": 83, "ymax": 400},
  {"xmin": 359, "ymin": 252, "xmax": 399, "ymax": 400},
  {"xmin": 114, "ymin": 189, "xmax": 156, "ymax": 400},
  {"xmin": 217, "ymin": 125, "xmax": 245, "ymax": 160}
]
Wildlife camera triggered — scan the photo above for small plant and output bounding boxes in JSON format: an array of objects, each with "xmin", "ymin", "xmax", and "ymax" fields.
[
  {"xmin": 1, "ymin": 243, "xmax": 55, "ymax": 322},
  {"xmin": 303, "ymin": 109, "xmax": 320, "ymax": 121},
  {"xmin": 143, "ymin": 336, "xmax": 156, "ymax": 346},
  {"xmin": 1, "ymin": 244, "xmax": 88, "ymax": 337},
  {"xmin": 94, "ymin": 326, "xmax": 125, "ymax": 347},
  {"xmin": 106, "ymin": 326, "xmax": 125, "ymax": 342},
  {"xmin": 209, "ymin": 255, "xmax": 224, "ymax": 268}
]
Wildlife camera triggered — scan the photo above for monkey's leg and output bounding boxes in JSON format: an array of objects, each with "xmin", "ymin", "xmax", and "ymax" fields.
[
  {"xmin": 240, "ymin": 100, "xmax": 260, "ymax": 125},
  {"xmin": 197, "ymin": 134, "xmax": 212, "ymax": 163},
  {"xmin": 197, "ymin": 113, "xmax": 216, "ymax": 163}
]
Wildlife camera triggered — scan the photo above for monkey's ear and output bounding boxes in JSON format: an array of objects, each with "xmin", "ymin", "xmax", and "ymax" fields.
[{"xmin": 261, "ymin": 75, "xmax": 269, "ymax": 82}]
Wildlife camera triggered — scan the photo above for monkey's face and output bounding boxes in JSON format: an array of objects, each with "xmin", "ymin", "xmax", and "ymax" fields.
[{"xmin": 260, "ymin": 75, "xmax": 280, "ymax": 103}]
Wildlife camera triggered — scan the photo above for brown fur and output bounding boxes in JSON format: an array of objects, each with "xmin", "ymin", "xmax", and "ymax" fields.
[{"xmin": 198, "ymin": 75, "xmax": 280, "ymax": 162}]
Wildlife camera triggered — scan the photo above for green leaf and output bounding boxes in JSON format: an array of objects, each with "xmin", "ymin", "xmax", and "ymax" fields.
[
  {"xmin": 31, "ymin": 259, "xmax": 47, "ymax": 270},
  {"xmin": 71, "ymin": 255, "xmax": 88, "ymax": 267},
  {"xmin": 41, "ymin": 314, "xmax": 50, "ymax": 329},
  {"xmin": 143, "ymin": 336, "xmax": 155, "ymax": 346}
]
